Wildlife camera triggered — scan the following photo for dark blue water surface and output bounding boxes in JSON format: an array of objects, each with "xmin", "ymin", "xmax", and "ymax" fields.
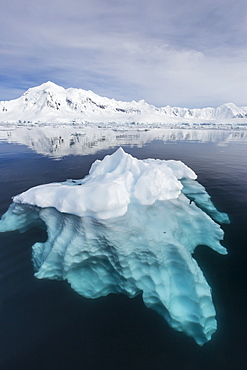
[{"xmin": 0, "ymin": 128, "xmax": 247, "ymax": 370}]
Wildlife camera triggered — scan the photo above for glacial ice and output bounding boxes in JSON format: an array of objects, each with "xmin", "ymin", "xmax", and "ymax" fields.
[{"xmin": 0, "ymin": 148, "xmax": 229, "ymax": 345}]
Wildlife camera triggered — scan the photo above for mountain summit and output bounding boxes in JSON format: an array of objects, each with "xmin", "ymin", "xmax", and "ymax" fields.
[{"xmin": 1, "ymin": 82, "xmax": 247, "ymax": 125}]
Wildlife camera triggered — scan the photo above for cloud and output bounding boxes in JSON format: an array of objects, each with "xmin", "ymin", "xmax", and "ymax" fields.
[{"xmin": 1, "ymin": 0, "xmax": 247, "ymax": 107}]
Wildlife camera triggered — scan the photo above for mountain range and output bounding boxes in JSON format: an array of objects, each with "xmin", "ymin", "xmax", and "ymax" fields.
[{"xmin": 1, "ymin": 81, "xmax": 247, "ymax": 125}]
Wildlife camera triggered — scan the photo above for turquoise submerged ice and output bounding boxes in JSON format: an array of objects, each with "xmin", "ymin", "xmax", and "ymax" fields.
[{"xmin": 0, "ymin": 148, "xmax": 229, "ymax": 345}]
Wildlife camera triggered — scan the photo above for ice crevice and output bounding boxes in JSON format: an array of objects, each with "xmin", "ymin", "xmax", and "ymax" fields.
[{"xmin": 0, "ymin": 147, "xmax": 229, "ymax": 345}]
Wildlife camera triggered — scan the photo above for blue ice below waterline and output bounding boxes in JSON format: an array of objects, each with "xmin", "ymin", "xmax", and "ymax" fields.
[{"xmin": 0, "ymin": 148, "xmax": 229, "ymax": 345}]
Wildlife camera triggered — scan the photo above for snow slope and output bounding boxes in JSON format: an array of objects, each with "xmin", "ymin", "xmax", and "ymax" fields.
[{"xmin": 1, "ymin": 81, "xmax": 247, "ymax": 125}]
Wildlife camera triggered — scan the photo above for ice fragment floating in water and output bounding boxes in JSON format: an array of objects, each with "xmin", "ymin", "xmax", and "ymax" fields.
[{"xmin": 0, "ymin": 148, "xmax": 229, "ymax": 345}]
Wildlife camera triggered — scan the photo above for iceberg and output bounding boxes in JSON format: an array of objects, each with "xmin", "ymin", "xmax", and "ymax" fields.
[{"xmin": 0, "ymin": 148, "xmax": 229, "ymax": 345}]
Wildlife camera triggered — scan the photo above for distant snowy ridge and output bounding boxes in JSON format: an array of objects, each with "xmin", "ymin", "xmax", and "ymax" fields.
[{"xmin": 1, "ymin": 81, "xmax": 247, "ymax": 125}]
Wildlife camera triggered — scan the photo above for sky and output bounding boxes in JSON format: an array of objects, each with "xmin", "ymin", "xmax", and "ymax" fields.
[{"xmin": 1, "ymin": 0, "xmax": 247, "ymax": 108}]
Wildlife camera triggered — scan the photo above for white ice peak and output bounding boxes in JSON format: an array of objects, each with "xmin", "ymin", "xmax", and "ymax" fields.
[{"xmin": 13, "ymin": 147, "xmax": 196, "ymax": 219}]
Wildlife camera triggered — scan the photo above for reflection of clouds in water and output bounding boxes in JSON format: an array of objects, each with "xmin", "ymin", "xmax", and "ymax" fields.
[{"xmin": 1, "ymin": 125, "xmax": 247, "ymax": 158}]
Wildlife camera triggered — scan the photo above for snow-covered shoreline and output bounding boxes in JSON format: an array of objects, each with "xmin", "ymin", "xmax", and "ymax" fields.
[{"xmin": 1, "ymin": 120, "xmax": 247, "ymax": 131}]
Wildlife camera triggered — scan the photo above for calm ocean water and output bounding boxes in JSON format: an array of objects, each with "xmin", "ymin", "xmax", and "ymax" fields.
[{"xmin": 0, "ymin": 127, "xmax": 247, "ymax": 369}]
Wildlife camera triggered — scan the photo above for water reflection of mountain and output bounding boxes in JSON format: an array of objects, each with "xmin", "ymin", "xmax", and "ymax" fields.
[{"xmin": 0, "ymin": 125, "xmax": 247, "ymax": 158}]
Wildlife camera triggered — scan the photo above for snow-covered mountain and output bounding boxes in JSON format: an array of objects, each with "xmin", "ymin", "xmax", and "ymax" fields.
[{"xmin": 1, "ymin": 81, "xmax": 247, "ymax": 125}]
